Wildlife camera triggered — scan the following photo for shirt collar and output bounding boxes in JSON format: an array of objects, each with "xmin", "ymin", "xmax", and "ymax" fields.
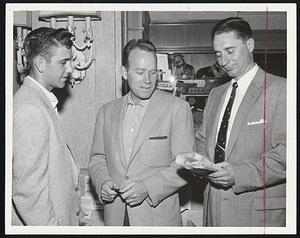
[
  {"xmin": 27, "ymin": 75, "xmax": 59, "ymax": 109},
  {"xmin": 231, "ymin": 63, "xmax": 258, "ymax": 92},
  {"xmin": 127, "ymin": 91, "xmax": 150, "ymax": 107}
]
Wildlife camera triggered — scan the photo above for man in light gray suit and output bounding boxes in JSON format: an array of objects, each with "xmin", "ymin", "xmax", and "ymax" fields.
[
  {"xmin": 196, "ymin": 17, "xmax": 286, "ymax": 226},
  {"xmin": 13, "ymin": 27, "xmax": 80, "ymax": 225},
  {"xmin": 89, "ymin": 39, "xmax": 195, "ymax": 226}
]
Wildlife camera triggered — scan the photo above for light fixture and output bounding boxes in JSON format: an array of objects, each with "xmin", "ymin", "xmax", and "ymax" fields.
[
  {"xmin": 14, "ymin": 11, "xmax": 32, "ymax": 78},
  {"xmin": 39, "ymin": 11, "xmax": 101, "ymax": 87}
]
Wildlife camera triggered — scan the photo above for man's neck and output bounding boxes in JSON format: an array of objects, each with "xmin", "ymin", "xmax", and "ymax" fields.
[{"xmin": 29, "ymin": 72, "xmax": 53, "ymax": 92}]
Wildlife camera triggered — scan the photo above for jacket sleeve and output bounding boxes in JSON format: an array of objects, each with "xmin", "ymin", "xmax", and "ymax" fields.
[
  {"xmin": 232, "ymin": 81, "xmax": 286, "ymax": 194},
  {"xmin": 195, "ymin": 88, "xmax": 214, "ymax": 157},
  {"xmin": 13, "ymin": 104, "xmax": 59, "ymax": 225},
  {"xmin": 142, "ymin": 100, "xmax": 196, "ymax": 207},
  {"xmin": 88, "ymin": 106, "xmax": 112, "ymax": 197}
]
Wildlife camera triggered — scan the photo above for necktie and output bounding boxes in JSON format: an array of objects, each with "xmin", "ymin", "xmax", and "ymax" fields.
[{"xmin": 214, "ymin": 82, "xmax": 238, "ymax": 163}]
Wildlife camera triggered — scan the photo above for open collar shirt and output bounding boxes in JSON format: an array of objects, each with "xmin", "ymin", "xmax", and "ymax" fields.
[
  {"xmin": 27, "ymin": 75, "xmax": 59, "ymax": 115},
  {"xmin": 123, "ymin": 92, "xmax": 150, "ymax": 165}
]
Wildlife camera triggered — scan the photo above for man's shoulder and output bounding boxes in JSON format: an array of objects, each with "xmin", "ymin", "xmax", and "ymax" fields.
[
  {"xmin": 103, "ymin": 96, "xmax": 124, "ymax": 108},
  {"xmin": 155, "ymin": 90, "xmax": 188, "ymax": 106},
  {"xmin": 14, "ymin": 86, "xmax": 42, "ymax": 110},
  {"xmin": 266, "ymin": 72, "xmax": 286, "ymax": 86},
  {"xmin": 99, "ymin": 96, "xmax": 125, "ymax": 115}
]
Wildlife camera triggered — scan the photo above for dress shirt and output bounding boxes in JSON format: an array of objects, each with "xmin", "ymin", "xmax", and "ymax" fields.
[
  {"xmin": 123, "ymin": 93, "xmax": 150, "ymax": 165},
  {"xmin": 27, "ymin": 76, "xmax": 59, "ymax": 114},
  {"xmin": 215, "ymin": 64, "xmax": 258, "ymax": 148}
]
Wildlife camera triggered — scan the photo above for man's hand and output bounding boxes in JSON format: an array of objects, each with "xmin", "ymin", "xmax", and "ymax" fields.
[
  {"xmin": 208, "ymin": 162, "xmax": 235, "ymax": 188},
  {"xmin": 100, "ymin": 180, "xmax": 119, "ymax": 203},
  {"xmin": 119, "ymin": 180, "xmax": 148, "ymax": 207}
]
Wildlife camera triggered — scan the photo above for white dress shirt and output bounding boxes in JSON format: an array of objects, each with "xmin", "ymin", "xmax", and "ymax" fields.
[
  {"xmin": 215, "ymin": 64, "xmax": 259, "ymax": 148},
  {"xmin": 27, "ymin": 76, "xmax": 59, "ymax": 114}
]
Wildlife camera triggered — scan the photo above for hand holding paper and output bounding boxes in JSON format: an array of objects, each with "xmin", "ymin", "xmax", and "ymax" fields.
[{"xmin": 175, "ymin": 152, "xmax": 221, "ymax": 176}]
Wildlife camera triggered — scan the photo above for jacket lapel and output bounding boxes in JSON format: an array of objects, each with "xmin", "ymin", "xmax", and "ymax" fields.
[
  {"xmin": 207, "ymin": 83, "xmax": 229, "ymax": 161},
  {"xmin": 127, "ymin": 91, "xmax": 164, "ymax": 168},
  {"xmin": 23, "ymin": 77, "xmax": 80, "ymax": 169},
  {"xmin": 111, "ymin": 96, "xmax": 127, "ymax": 170},
  {"xmin": 225, "ymin": 67, "xmax": 265, "ymax": 160}
]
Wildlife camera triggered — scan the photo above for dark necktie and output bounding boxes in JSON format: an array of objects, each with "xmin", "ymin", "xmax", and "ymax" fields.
[{"xmin": 214, "ymin": 82, "xmax": 238, "ymax": 163}]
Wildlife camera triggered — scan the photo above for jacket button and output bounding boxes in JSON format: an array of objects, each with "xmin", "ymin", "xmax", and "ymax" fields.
[{"xmin": 75, "ymin": 186, "xmax": 79, "ymax": 191}]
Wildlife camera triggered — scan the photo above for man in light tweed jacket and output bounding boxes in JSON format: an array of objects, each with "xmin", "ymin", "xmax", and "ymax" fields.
[{"xmin": 13, "ymin": 27, "xmax": 80, "ymax": 225}]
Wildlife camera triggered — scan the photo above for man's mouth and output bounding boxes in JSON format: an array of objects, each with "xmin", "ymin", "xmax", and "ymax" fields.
[
  {"xmin": 140, "ymin": 86, "xmax": 152, "ymax": 90},
  {"xmin": 61, "ymin": 76, "xmax": 69, "ymax": 81}
]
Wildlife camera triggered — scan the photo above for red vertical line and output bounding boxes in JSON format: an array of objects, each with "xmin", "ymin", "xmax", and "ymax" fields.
[{"xmin": 263, "ymin": 6, "xmax": 269, "ymax": 232}]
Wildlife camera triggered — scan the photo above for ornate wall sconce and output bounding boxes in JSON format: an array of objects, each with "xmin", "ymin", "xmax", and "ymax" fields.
[
  {"xmin": 39, "ymin": 11, "xmax": 101, "ymax": 87},
  {"xmin": 14, "ymin": 11, "xmax": 32, "ymax": 78}
]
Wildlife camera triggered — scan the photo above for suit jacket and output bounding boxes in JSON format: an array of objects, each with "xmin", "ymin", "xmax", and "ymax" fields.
[
  {"xmin": 88, "ymin": 90, "xmax": 195, "ymax": 226},
  {"xmin": 196, "ymin": 67, "xmax": 286, "ymax": 226},
  {"xmin": 13, "ymin": 77, "xmax": 80, "ymax": 226}
]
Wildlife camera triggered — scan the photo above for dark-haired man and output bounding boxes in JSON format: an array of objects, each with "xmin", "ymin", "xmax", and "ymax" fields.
[
  {"xmin": 196, "ymin": 17, "xmax": 286, "ymax": 226},
  {"xmin": 13, "ymin": 27, "xmax": 80, "ymax": 225},
  {"xmin": 88, "ymin": 39, "xmax": 195, "ymax": 226}
]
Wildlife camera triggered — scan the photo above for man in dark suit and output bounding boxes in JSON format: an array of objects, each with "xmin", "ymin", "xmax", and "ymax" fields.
[
  {"xmin": 88, "ymin": 39, "xmax": 195, "ymax": 226},
  {"xmin": 196, "ymin": 17, "xmax": 286, "ymax": 226}
]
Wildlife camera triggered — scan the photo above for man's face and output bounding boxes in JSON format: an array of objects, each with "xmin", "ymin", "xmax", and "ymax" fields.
[
  {"xmin": 122, "ymin": 48, "xmax": 157, "ymax": 103},
  {"xmin": 213, "ymin": 31, "xmax": 254, "ymax": 80},
  {"xmin": 43, "ymin": 45, "xmax": 73, "ymax": 91}
]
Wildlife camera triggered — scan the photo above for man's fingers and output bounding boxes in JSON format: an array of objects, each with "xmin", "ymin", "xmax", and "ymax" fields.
[
  {"xmin": 111, "ymin": 183, "xmax": 120, "ymax": 191},
  {"xmin": 102, "ymin": 188, "xmax": 118, "ymax": 196},
  {"xmin": 209, "ymin": 168, "xmax": 228, "ymax": 178},
  {"xmin": 120, "ymin": 189, "xmax": 133, "ymax": 200},
  {"xmin": 101, "ymin": 195, "xmax": 114, "ymax": 202},
  {"xmin": 119, "ymin": 182, "xmax": 134, "ymax": 193},
  {"xmin": 128, "ymin": 200, "xmax": 140, "ymax": 207}
]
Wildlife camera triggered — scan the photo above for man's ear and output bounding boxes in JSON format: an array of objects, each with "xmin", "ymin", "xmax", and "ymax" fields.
[
  {"xmin": 121, "ymin": 66, "xmax": 128, "ymax": 80},
  {"xmin": 246, "ymin": 38, "xmax": 255, "ymax": 54},
  {"xmin": 34, "ymin": 56, "xmax": 46, "ymax": 73}
]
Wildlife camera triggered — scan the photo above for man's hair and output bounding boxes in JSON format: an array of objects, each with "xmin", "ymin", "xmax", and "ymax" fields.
[
  {"xmin": 24, "ymin": 27, "xmax": 74, "ymax": 71},
  {"xmin": 122, "ymin": 39, "xmax": 157, "ymax": 69},
  {"xmin": 211, "ymin": 17, "xmax": 253, "ymax": 42}
]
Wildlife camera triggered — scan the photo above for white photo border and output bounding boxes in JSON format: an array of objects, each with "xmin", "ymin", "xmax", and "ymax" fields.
[{"xmin": 5, "ymin": 3, "xmax": 297, "ymax": 235}]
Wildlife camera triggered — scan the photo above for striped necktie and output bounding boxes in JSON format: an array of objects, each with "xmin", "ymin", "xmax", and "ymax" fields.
[{"xmin": 214, "ymin": 82, "xmax": 238, "ymax": 163}]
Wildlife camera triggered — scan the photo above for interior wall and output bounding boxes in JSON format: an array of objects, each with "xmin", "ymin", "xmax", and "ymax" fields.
[
  {"xmin": 13, "ymin": 11, "xmax": 122, "ymax": 168},
  {"xmin": 149, "ymin": 12, "xmax": 287, "ymax": 78}
]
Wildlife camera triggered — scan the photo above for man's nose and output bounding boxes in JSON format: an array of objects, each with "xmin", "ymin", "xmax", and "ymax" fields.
[
  {"xmin": 220, "ymin": 55, "xmax": 229, "ymax": 67},
  {"xmin": 143, "ymin": 72, "xmax": 151, "ymax": 83},
  {"xmin": 66, "ymin": 61, "xmax": 74, "ymax": 73}
]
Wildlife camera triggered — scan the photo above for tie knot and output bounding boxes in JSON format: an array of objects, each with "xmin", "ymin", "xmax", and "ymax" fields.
[{"xmin": 232, "ymin": 82, "xmax": 238, "ymax": 89}]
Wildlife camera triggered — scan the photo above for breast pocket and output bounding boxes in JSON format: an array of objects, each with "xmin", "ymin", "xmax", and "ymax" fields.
[{"xmin": 147, "ymin": 136, "xmax": 171, "ymax": 167}]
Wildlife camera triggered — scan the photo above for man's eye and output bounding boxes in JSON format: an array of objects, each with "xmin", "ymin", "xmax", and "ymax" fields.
[
  {"xmin": 215, "ymin": 53, "xmax": 221, "ymax": 58},
  {"xmin": 227, "ymin": 49, "xmax": 234, "ymax": 54},
  {"xmin": 136, "ymin": 71, "xmax": 143, "ymax": 75}
]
